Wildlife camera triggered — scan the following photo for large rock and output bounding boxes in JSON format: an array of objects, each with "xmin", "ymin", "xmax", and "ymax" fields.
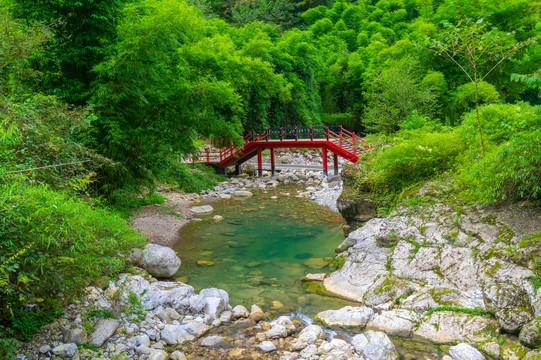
[
  {"xmin": 448, "ymin": 343, "xmax": 485, "ymax": 360},
  {"xmin": 52, "ymin": 343, "xmax": 78, "ymax": 358},
  {"xmin": 88, "ymin": 319, "xmax": 119, "ymax": 347},
  {"xmin": 337, "ymin": 198, "xmax": 376, "ymax": 223},
  {"xmin": 324, "ymin": 227, "xmax": 391, "ymax": 301},
  {"xmin": 190, "ymin": 288, "xmax": 229, "ymax": 319},
  {"xmin": 134, "ymin": 244, "xmax": 181, "ymax": 278},
  {"xmin": 133, "ymin": 280, "xmax": 194, "ymax": 311},
  {"xmin": 315, "ymin": 306, "xmax": 374, "ymax": 327},
  {"xmin": 318, "ymin": 338, "xmax": 357, "ymax": 360},
  {"xmin": 62, "ymin": 324, "xmax": 87, "ymax": 344},
  {"xmin": 351, "ymin": 330, "xmax": 398, "ymax": 360},
  {"xmin": 366, "ymin": 309, "xmax": 419, "ymax": 337},
  {"xmin": 414, "ymin": 311, "xmax": 499, "ymax": 343},
  {"xmin": 519, "ymin": 317, "xmax": 541, "ymax": 348},
  {"xmin": 363, "ymin": 275, "xmax": 416, "ymax": 309},
  {"xmin": 483, "ymin": 283, "xmax": 534, "ymax": 333},
  {"xmin": 161, "ymin": 323, "xmax": 209, "ymax": 345}
]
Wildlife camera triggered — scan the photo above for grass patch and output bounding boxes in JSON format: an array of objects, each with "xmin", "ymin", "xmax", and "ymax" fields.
[{"xmin": 425, "ymin": 306, "xmax": 493, "ymax": 318}]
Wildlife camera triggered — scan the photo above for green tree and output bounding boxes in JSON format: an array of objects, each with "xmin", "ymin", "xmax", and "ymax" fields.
[
  {"xmin": 427, "ymin": 18, "xmax": 537, "ymax": 155},
  {"xmin": 7, "ymin": 0, "xmax": 124, "ymax": 104},
  {"xmin": 362, "ymin": 60, "xmax": 437, "ymax": 134}
]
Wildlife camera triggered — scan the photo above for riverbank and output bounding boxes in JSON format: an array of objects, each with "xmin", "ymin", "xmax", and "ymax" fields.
[{"xmin": 19, "ymin": 161, "xmax": 541, "ymax": 359}]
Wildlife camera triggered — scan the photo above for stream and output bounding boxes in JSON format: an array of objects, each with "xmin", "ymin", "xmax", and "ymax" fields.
[
  {"xmin": 173, "ymin": 184, "xmax": 445, "ymax": 358},
  {"xmin": 173, "ymin": 184, "xmax": 356, "ymax": 316}
]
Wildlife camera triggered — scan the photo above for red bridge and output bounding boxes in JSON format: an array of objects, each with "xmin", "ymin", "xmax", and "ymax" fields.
[{"xmin": 184, "ymin": 126, "xmax": 369, "ymax": 176}]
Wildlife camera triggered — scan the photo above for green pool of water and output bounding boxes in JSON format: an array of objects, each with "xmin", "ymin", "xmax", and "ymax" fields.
[{"xmin": 173, "ymin": 185, "xmax": 357, "ymax": 316}]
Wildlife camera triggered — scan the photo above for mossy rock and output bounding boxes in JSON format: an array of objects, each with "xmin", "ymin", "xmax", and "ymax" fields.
[{"xmin": 501, "ymin": 342, "xmax": 529, "ymax": 359}]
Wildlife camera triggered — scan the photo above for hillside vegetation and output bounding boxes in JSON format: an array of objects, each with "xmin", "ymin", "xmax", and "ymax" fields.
[{"xmin": 0, "ymin": 0, "xmax": 540, "ymax": 355}]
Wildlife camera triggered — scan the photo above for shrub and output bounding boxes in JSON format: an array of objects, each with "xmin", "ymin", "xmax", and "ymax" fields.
[
  {"xmin": 459, "ymin": 102, "xmax": 541, "ymax": 145},
  {"xmin": 357, "ymin": 130, "xmax": 464, "ymax": 194},
  {"xmin": 448, "ymin": 81, "xmax": 500, "ymax": 125},
  {"xmin": 0, "ymin": 181, "xmax": 145, "ymax": 338},
  {"xmin": 156, "ymin": 159, "xmax": 225, "ymax": 193},
  {"xmin": 461, "ymin": 130, "xmax": 541, "ymax": 203}
]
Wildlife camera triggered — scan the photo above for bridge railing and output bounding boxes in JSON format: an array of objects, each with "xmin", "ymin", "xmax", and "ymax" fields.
[{"xmin": 182, "ymin": 125, "xmax": 369, "ymax": 164}]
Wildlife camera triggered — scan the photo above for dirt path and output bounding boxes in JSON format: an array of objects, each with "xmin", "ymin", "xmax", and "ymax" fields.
[{"xmin": 129, "ymin": 191, "xmax": 197, "ymax": 247}]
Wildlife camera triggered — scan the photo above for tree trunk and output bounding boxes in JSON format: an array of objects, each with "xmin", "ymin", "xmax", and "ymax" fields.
[{"xmin": 474, "ymin": 81, "xmax": 485, "ymax": 157}]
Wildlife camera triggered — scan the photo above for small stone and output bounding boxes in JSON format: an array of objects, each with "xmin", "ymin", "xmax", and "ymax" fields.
[
  {"xmin": 257, "ymin": 341, "xmax": 277, "ymax": 353},
  {"xmin": 191, "ymin": 205, "xmax": 214, "ymax": 214},
  {"xmin": 220, "ymin": 310, "xmax": 233, "ymax": 323},
  {"xmin": 249, "ymin": 304, "xmax": 265, "ymax": 322},
  {"xmin": 39, "ymin": 345, "xmax": 51, "ymax": 354},
  {"xmin": 170, "ymin": 351, "xmax": 188, "ymax": 360},
  {"xmin": 213, "ymin": 215, "xmax": 224, "ymax": 221},
  {"xmin": 265, "ymin": 324, "xmax": 288, "ymax": 339},
  {"xmin": 156, "ymin": 308, "xmax": 182, "ymax": 324},
  {"xmin": 148, "ymin": 349, "xmax": 168, "ymax": 360},
  {"xmin": 136, "ymin": 345, "xmax": 151, "ymax": 355},
  {"xmin": 201, "ymin": 335, "xmax": 228, "ymax": 348}
]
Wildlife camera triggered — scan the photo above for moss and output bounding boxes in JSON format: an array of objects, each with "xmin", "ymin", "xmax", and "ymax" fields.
[
  {"xmin": 485, "ymin": 260, "xmax": 503, "ymax": 277},
  {"xmin": 303, "ymin": 281, "xmax": 343, "ymax": 299},
  {"xmin": 428, "ymin": 288, "xmax": 460, "ymax": 305},
  {"xmin": 333, "ymin": 255, "xmax": 346, "ymax": 269},
  {"xmin": 501, "ymin": 342, "xmax": 529, "ymax": 359},
  {"xmin": 373, "ymin": 277, "xmax": 396, "ymax": 295}
]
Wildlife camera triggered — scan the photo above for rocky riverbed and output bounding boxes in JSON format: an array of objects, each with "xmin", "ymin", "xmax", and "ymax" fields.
[{"xmin": 19, "ymin": 151, "xmax": 541, "ymax": 359}]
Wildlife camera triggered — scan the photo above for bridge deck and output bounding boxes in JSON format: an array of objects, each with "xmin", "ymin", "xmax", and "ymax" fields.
[{"xmin": 183, "ymin": 126, "xmax": 368, "ymax": 176}]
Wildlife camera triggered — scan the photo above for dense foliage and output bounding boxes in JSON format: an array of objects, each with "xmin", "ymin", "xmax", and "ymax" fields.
[{"xmin": 0, "ymin": 0, "xmax": 540, "ymax": 352}]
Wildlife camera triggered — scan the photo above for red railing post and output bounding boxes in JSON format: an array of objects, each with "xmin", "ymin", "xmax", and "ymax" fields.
[
  {"xmin": 206, "ymin": 148, "xmax": 210, "ymax": 163},
  {"xmin": 353, "ymin": 132, "xmax": 356, "ymax": 155},
  {"xmin": 310, "ymin": 126, "xmax": 313, "ymax": 140},
  {"xmin": 270, "ymin": 148, "xmax": 275, "ymax": 176},
  {"xmin": 295, "ymin": 127, "xmax": 298, "ymax": 140},
  {"xmin": 257, "ymin": 148, "xmax": 263, "ymax": 177},
  {"xmin": 322, "ymin": 148, "xmax": 328, "ymax": 176}
]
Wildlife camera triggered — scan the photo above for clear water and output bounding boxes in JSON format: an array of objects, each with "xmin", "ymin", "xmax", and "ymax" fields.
[{"xmin": 173, "ymin": 185, "xmax": 357, "ymax": 316}]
